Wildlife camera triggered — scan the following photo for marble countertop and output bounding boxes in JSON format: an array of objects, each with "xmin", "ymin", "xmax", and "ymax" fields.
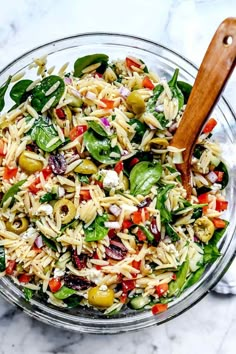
[{"xmin": 0, "ymin": 1, "xmax": 236, "ymax": 353}]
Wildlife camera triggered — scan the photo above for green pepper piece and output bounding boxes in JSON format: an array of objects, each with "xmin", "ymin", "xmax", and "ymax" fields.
[
  {"xmin": 130, "ymin": 161, "xmax": 162, "ymax": 196},
  {"xmin": 0, "ymin": 76, "xmax": 12, "ymax": 112},
  {"xmin": 84, "ymin": 214, "xmax": 108, "ymax": 242},
  {"xmin": 183, "ymin": 266, "xmax": 205, "ymax": 291},
  {"xmin": 0, "ymin": 179, "xmax": 27, "ymax": 208},
  {"xmin": 10, "ymin": 79, "xmax": 33, "ymax": 106},
  {"xmin": 23, "ymin": 287, "xmax": 34, "ymax": 301},
  {"xmin": 74, "ymin": 54, "xmax": 109, "ymax": 77},
  {"xmin": 168, "ymin": 258, "xmax": 189, "ymax": 296},
  {"xmin": 0, "ymin": 246, "xmax": 6, "ymax": 272},
  {"xmin": 31, "ymin": 75, "xmax": 65, "ymax": 112},
  {"xmin": 54, "ymin": 285, "xmax": 77, "ymax": 300},
  {"xmin": 83, "ymin": 129, "xmax": 121, "ymax": 164}
]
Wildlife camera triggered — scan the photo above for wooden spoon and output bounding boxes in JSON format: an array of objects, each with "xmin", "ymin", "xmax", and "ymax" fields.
[{"xmin": 170, "ymin": 17, "xmax": 236, "ymax": 198}]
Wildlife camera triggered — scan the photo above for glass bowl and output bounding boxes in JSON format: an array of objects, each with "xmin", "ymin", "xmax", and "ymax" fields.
[{"xmin": 0, "ymin": 33, "xmax": 235, "ymax": 334}]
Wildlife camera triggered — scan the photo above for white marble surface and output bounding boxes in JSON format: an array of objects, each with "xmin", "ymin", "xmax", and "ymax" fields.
[{"xmin": 0, "ymin": 0, "xmax": 236, "ymax": 353}]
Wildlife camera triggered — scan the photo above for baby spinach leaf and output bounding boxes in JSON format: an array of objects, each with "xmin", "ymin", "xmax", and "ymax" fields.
[
  {"xmin": 74, "ymin": 54, "xmax": 109, "ymax": 77},
  {"xmin": 130, "ymin": 161, "xmax": 162, "ymax": 196},
  {"xmin": 203, "ymin": 244, "xmax": 221, "ymax": 264},
  {"xmin": 168, "ymin": 69, "xmax": 184, "ymax": 109},
  {"xmin": 78, "ymin": 175, "xmax": 89, "ymax": 184},
  {"xmin": 31, "ymin": 75, "xmax": 65, "ymax": 112},
  {"xmin": 168, "ymin": 258, "xmax": 189, "ymax": 296},
  {"xmin": 83, "ymin": 129, "xmax": 121, "ymax": 164},
  {"xmin": 156, "ymin": 184, "xmax": 175, "ymax": 223},
  {"xmin": 84, "ymin": 214, "xmax": 108, "ymax": 242},
  {"xmin": 182, "ymin": 265, "xmax": 205, "ymax": 291},
  {"xmin": 0, "ymin": 76, "xmax": 12, "ymax": 112},
  {"xmin": 40, "ymin": 192, "xmax": 57, "ymax": 203},
  {"xmin": 193, "ymin": 144, "xmax": 205, "ymax": 159},
  {"xmin": 209, "ymin": 220, "xmax": 229, "ymax": 246},
  {"xmin": 128, "ymin": 119, "xmax": 147, "ymax": 143},
  {"xmin": 54, "ymin": 286, "xmax": 77, "ymax": 300},
  {"xmin": 64, "ymin": 294, "xmax": 83, "ymax": 308},
  {"xmin": 177, "ymin": 81, "xmax": 192, "ymax": 104},
  {"xmin": 216, "ymin": 162, "xmax": 229, "ymax": 190},
  {"xmin": 23, "ymin": 287, "xmax": 34, "ymax": 301},
  {"xmin": 60, "ymin": 220, "xmax": 78, "ymax": 233},
  {"xmin": 165, "ymin": 223, "xmax": 180, "ymax": 242},
  {"xmin": 10, "ymin": 79, "xmax": 33, "ymax": 105},
  {"xmin": 0, "ymin": 246, "xmax": 6, "ymax": 272},
  {"xmin": 0, "ymin": 179, "xmax": 27, "ymax": 207},
  {"xmin": 41, "ymin": 235, "xmax": 58, "ymax": 252},
  {"xmin": 88, "ymin": 121, "xmax": 108, "ymax": 137}
]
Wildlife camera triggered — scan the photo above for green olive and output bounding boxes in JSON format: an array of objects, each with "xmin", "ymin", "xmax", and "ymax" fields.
[
  {"xmin": 193, "ymin": 216, "xmax": 215, "ymax": 243},
  {"xmin": 66, "ymin": 93, "xmax": 83, "ymax": 108},
  {"xmin": 18, "ymin": 151, "xmax": 44, "ymax": 175},
  {"xmin": 74, "ymin": 160, "xmax": 98, "ymax": 174},
  {"xmin": 6, "ymin": 217, "xmax": 29, "ymax": 235},
  {"xmin": 122, "ymin": 175, "xmax": 129, "ymax": 190},
  {"xmin": 53, "ymin": 198, "xmax": 76, "ymax": 224},
  {"xmin": 126, "ymin": 91, "xmax": 145, "ymax": 114},
  {"xmin": 88, "ymin": 286, "xmax": 114, "ymax": 308}
]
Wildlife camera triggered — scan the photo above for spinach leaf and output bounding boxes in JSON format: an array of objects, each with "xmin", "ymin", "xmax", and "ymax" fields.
[
  {"xmin": 74, "ymin": 54, "xmax": 109, "ymax": 77},
  {"xmin": 168, "ymin": 69, "xmax": 184, "ymax": 109},
  {"xmin": 41, "ymin": 235, "xmax": 58, "ymax": 252},
  {"xmin": 209, "ymin": 220, "xmax": 229, "ymax": 246},
  {"xmin": 156, "ymin": 184, "xmax": 175, "ymax": 223},
  {"xmin": 136, "ymin": 225, "xmax": 154, "ymax": 242},
  {"xmin": 168, "ymin": 258, "xmax": 189, "ymax": 296},
  {"xmin": 0, "ymin": 76, "xmax": 12, "ymax": 112},
  {"xmin": 83, "ymin": 129, "xmax": 121, "ymax": 164},
  {"xmin": 64, "ymin": 294, "xmax": 83, "ymax": 308},
  {"xmin": 128, "ymin": 119, "xmax": 147, "ymax": 143},
  {"xmin": 54, "ymin": 286, "xmax": 77, "ymax": 300},
  {"xmin": 193, "ymin": 144, "xmax": 205, "ymax": 159},
  {"xmin": 165, "ymin": 223, "xmax": 180, "ymax": 242},
  {"xmin": 30, "ymin": 117, "xmax": 63, "ymax": 152},
  {"xmin": 0, "ymin": 180, "xmax": 26, "ymax": 208},
  {"xmin": 203, "ymin": 244, "xmax": 221, "ymax": 264},
  {"xmin": 177, "ymin": 81, "xmax": 192, "ymax": 104},
  {"xmin": 216, "ymin": 162, "xmax": 229, "ymax": 190},
  {"xmin": 23, "ymin": 287, "xmax": 34, "ymax": 301},
  {"xmin": 139, "ymin": 59, "xmax": 149, "ymax": 73},
  {"xmin": 88, "ymin": 121, "xmax": 108, "ymax": 137},
  {"xmin": 78, "ymin": 175, "xmax": 89, "ymax": 184},
  {"xmin": 0, "ymin": 246, "xmax": 6, "ymax": 272},
  {"xmin": 182, "ymin": 265, "xmax": 205, "ymax": 291},
  {"xmin": 10, "ymin": 79, "xmax": 33, "ymax": 105},
  {"xmin": 192, "ymin": 208, "xmax": 203, "ymax": 220},
  {"xmin": 130, "ymin": 161, "xmax": 162, "ymax": 196},
  {"xmin": 40, "ymin": 192, "xmax": 57, "ymax": 203},
  {"xmin": 84, "ymin": 214, "xmax": 108, "ymax": 242},
  {"xmin": 31, "ymin": 75, "xmax": 65, "ymax": 112},
  {"xmin": 60, "ymin": 220, "xmax": 78, "ymax": 233},
  {"xmin": 166, "ymin": 166, "xmax": 181, "ymax": 182}
]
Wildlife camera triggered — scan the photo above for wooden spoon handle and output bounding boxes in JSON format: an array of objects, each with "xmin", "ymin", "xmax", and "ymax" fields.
[{"xmin": 171, "ymin": 17, "xmax": 236, "ymax": 158}]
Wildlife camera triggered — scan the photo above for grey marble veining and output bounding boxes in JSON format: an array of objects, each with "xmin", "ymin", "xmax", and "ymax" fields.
[{"xmin": 0, "ymin": 1, "xmax": 236, "ymax": 353}]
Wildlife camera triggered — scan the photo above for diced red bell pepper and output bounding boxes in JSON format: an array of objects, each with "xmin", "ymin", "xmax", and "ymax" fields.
[
  {"xmin": 120, "ymin": 292, "xmax": 128, "ymax": 303},
  {"xmin": 132, "ymin": 208, "xmax": 150, "ymax": 224},
  {"xmin": 198, "ymin": 193, "xmax": 209, "ymax": 214},
  {"xmin": 48, "ymin": 278, "xmax": 62, "ymax": 293},
  {"xmin": 95, "ymin": 72, "xmax": 103, "ymax": 78},
  {"xmin": 29, "ymin": 178, "xmax": 41, "ymax": 194},
  {"xmin": 3, "ymin": 166, "xmax": 18, "ymax": 180},
  {"xmin": 142, "ymin": 76, "xmax": 154, "ymax": 90},
  {"xmin": 122, "ymin": 279, "xmax": 136, "ymax": 293},
  {"xmin": 132, "ymin": 260, "xmax": 141, "ymax": 270},
  {"xmin": 32, "ymin": 245, "xmax": 42, "ymax": 253},
  {"xmin": 100, "ymin": 98, "xmax": 114, "ymax": 109},
  {"xmin": 155, "ymin": 283, "xmax": 169, "ymax": 297},
  {"xmin": 94, "ymin": 180, "xmax": 103, "ymax": 188},
  {"xmin": 122, "ymin": 220, "xmax": 133, "ymax": 230},
  {"xmin": 80, "ymin": 190, "xmax": 91, "ymax": 201},
  {"xmin": 6, "ymin": 260, "xmax": 16, "ymax": 275},
  {"xmin": 202, "ymin": 118, "xmax": 217, "ymax": 134},
  {"xmin": 42, "ymin": 166, "xmax": 52, "ymax": 179},
  {"xmin": 114, "ymin": 161, "xmax": 124, "ymax": 174},
  {"xmin": 152, "ymin": 303, "xmax": 168, "ymax": 315},
  {"xmin": 212, "ymin": 218, "xmax": 226, "ymax": 229},
  {"xmin": 55, "ymin": 108, "xmax": 66, "ymax": 118},
  {"xmin": 93, "ymin": 252, "xmax": 102, "ymax": 270},
  {"xmin": 125, "ymin": 57, "xmax": 141, "ymax": 70},
  {"xmin": 0, "ymin": 139, "xmax": 6, "ymax": 156},
  {"xmin": 108, "ymin": 229, "xmax": 116, "ymax": 238},
  {"xmin": 215, "ymin": 200, "xmax": 228, "ymax": 212},
  {"xmin": 214, "ymin": 171, "xmax": 224, "ymax": 182},
  {"xmin": 69, "ymin": 125, "xmax": 87, "ymax": 141},
  {"xmin": 172, "ymin": 274, "xmax": 177, "ymax": 280},
  {"xmin": 137, "ymin": 228, "xmax": 146, "ymax": 242},
  {"xmin": 18, "ymin": 274, "xmax": 31, "ymax": 283},
  {"xmin": 129, "ymin": 157, "xmax": 139, "ymax": 168}
]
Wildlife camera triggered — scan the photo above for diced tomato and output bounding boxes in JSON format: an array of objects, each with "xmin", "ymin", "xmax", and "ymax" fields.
[
  {"xmin": 18, "ymin": 274, "xmax": 31, "ymax": 283},
  {"xmin": 69, "ymin": 125, "xmax": 87, "ymax": 141},
  {"xmin": 129, "ymin": 157, "xmax": 139, "ymax": 168},
  {"xmin": 142, "ymin": 76, "xmax": 154, "ymax": 90},
  {"xmin": 29, "ymin": 178, "xmax": 41, "ymax": 194},
  {"xmin": 48, "ymin": 278, "xmax": 62, "ymax": 293},
  {"xmin": 152, "ymin": 303, "xmax": 168, "ymax": 315},
  {"xmin": 108, "ymin": 229, "xmax": 116, "ymax": 238},
  {"xmin": 122, "ymin": 220, "xmax": 133, "ymax": 230},
  {"xmin": 214, "ymin": 171, "xmax": 224, "ymax": 182},
  {"xmin": 100, "ymin": 98, "xmax": 114, "ymax": 109},
  {"xmin": 212, "ymin": 218, "xmax": 226, "ymax": 229},
  {"xmin": 155, "ymin": 283, "xmax": 169, "ymax": 297},
  {"xmin": 137, "ymin": 228, "xmax": 146, "ymax": 242},
  {"xmin": 132, "ymin": 208, "xmax": 149, "ymax": 224},
  {"xmin": 6, "ymin": 260, "xmax": 16, "ymax": 275},
  {"xmin": 120, "ymin": 292, "xmax": 128, "ymax": 303},
  {"xmin": 125, "ymin": 57, "xmax": 141, "ymax": 70},
  {"xmin": 0, "ymin": 139, "xmax": 6, "ymax": 156},
  {"xmin": 3, "ymin": 166, "xmax": 18, "ymax": 180},
  {"xmin": 55, "ymin": 108, "xmax": 65, "ymax": 118},
  {"xmin": 93, "ymin": 252, "xmax": 102, "ymax": 270},
  {"xmin": 122, "ymin": 279, "xmax": 136, "ymax": 293},
  {"xmin": 114, "ymin": 161, "xmax": 124, "ymax": 174},
  {"xmin": 32, "ymin": 245, "xmax": 42, "ymax": 253},
  {"xmin": 172, "ymin": 274, "xmax": 177, "ymax": 280},
  {"xmin": 95, "ymin": 72, "xmax": 103, "ymax": 78},
  {"xmin": 94, "ymin": 180, "xmax": 103, "ymax": 188},
  {"xmin": 80, "ymin": 190, "xmax": 91, "ymax": 201},
  {"xmin": 42, "ymin": 166, "xmax": 52, "ymax": 179},
  {"xmin": 198, "ymin": 193, "xmax": 209, "ymax": 214},
  {"xmin": 203, "ymin": 118, "xmax": 217, "ymax": 134},
  {"xmin": 215, "ymin": 200, "xmax": 228, "ymax": 212},
  {"xmin": 132, "ymin": 260, "xmax": 141, "ymax": 270}
]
